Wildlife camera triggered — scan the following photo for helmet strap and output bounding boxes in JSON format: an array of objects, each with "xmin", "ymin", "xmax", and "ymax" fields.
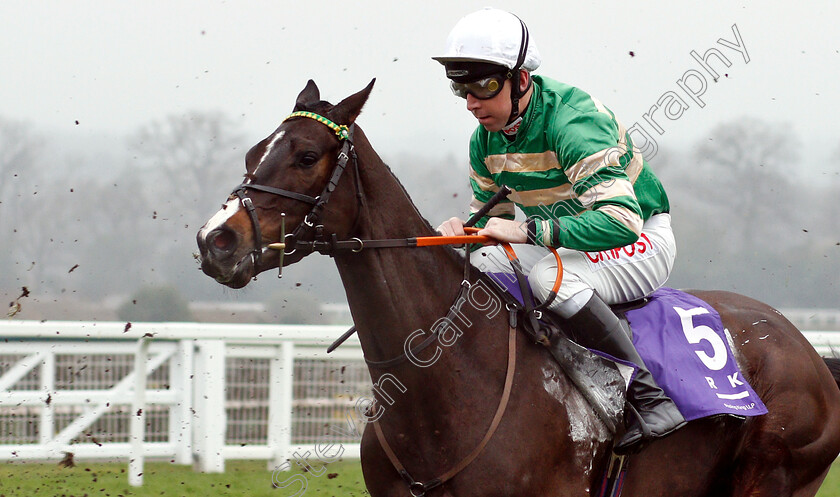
[
  {"xmin": 506, "ymin": 70, "xmax": 534, "ymax": 124},
  {"xmin": 508, "ymin": 78, "xmax": 522, "ymax": 124},
  {"xmin": 506, "ymin": 17, "xmax": 530, "ymax": 125}
]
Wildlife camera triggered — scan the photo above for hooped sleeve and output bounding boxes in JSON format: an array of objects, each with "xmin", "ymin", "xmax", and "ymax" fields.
[
  {"xmin": 538, "ymin": 110, "xmax": 643, "ymax": 252},
  {"xmin": 468, "ymin": 129, "xmax": 515, "ymax": 229}
]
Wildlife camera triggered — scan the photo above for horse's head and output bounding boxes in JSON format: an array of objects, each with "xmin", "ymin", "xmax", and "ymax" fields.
[{"xmin": 196, "ymin": 79, "xmax": 375, "ymax": 288}]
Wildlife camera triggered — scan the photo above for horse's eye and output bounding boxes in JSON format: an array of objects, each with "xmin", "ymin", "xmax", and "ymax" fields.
[{"xmin": 298, "ymin": 152, "xmax": 320, "ymax": 168}]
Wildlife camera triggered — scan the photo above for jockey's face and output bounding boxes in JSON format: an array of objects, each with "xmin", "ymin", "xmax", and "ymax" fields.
[
  {"xmin": 466, "ymin": 79, "xmax": 512, "ymax": 133},
  {"xmin": 465, "ymin": 71, "xmax": 531, "ymax": 133}
]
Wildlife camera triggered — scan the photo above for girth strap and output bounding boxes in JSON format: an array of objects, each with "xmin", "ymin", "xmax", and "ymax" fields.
[{"xmin": 371, "ymin": 322, "xmax": 518, "ymax": 496}]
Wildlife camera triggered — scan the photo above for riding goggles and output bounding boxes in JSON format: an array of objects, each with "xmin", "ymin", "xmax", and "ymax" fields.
[{"xmin": 450, "ymin": 75, "xmax": 506, "ymax": 100}]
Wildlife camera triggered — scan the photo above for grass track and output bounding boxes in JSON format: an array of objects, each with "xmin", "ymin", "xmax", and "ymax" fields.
[
  {"xmin": 0, "ymin": 459, "xmax": 368, "ymax": 497},
  {"xmin": 820, "ymin": 462, "xmax": 840, "ymax": 497},
  {"xmin": 0, "ymin": 459, "xmax": 837, "ymax": 496}
]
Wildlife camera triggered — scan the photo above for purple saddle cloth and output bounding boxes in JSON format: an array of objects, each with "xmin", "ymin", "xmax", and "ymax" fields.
[
  {"xmin": 486, "ymin": 273, "xmax": 767, "ymax": 420},
  {"xmin": 625, "ymin": 287, "xmax": 767, "ymax": 420}
]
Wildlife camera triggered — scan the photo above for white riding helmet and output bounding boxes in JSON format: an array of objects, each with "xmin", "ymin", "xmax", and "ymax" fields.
[{"xmin": 432, "ymin": 8, "xmax": 541, "ymax": 73}]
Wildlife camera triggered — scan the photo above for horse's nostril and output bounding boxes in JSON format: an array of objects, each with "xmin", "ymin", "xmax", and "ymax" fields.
[{"xmin": 209, "ymin": 228, "xmax": 237, "ymax": 253}]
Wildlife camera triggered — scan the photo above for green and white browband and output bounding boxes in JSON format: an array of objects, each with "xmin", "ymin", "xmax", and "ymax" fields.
[{"xmin": 285, "ymin": 111, "xmax": 350, "ymax": 140}]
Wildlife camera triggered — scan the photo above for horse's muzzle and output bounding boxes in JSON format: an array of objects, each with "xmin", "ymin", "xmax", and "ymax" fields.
[{"xmin": 196, "ymin": 226, "xmax": 254, "ymax": 288}]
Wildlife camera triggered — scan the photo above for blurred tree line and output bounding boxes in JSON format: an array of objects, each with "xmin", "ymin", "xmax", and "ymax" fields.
[{"xmin": 0, "ymin": 113, "xmax": 837, "ymax": 323}]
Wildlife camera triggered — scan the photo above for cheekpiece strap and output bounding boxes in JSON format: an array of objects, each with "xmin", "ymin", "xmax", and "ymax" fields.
[{"xmin": 285, "ymin": 111, "xmax": 351, "ymax": 140}]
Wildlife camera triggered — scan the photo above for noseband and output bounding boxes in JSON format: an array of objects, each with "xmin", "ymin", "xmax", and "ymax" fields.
[{"xmin": 231, "ymin": 111, "xmax": 362, "ymax": 277}]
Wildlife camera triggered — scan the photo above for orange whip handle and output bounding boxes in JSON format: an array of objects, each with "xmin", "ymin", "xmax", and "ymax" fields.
[
  {"xmin": 416, "ymin": 185, "xmax": 513, "ymax": 247},
  {"xmin": 415, "ymin": 227, "xmax": 491, "ymax": 247}
]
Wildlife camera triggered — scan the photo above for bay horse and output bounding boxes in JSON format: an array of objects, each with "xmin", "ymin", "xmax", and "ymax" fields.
[{"xmin": 196, "ymin": 80, "xmax": 840, "ymax": 496}]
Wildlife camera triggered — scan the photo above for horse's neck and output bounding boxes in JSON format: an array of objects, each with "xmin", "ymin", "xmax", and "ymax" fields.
[
  {"xmin": 332, "ymin": 131, "xmax": 468, "ymax": 365},
  {"xmin": 329, "ymin": 133, "xmax": 573, "ymax": 464}
]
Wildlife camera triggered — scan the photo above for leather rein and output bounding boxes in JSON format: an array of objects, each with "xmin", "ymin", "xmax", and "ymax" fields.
[{"xmin": 229, "ymin": 111, "xmax": 557, "ymax": 497}]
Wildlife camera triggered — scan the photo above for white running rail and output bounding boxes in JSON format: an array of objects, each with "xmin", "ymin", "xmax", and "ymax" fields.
[
  {"xmin": 0, "ymin": 321, "xmax": 837, "ymax": 487},
  {"xmin": 0, "ymin": 321, "xmax": 370, "ymax": 486}
]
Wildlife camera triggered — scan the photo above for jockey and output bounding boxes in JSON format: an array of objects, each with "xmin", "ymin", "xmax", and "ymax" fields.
[{"xmin": 433, "ymin": 7, "xmax": 686, "ymax": 454}]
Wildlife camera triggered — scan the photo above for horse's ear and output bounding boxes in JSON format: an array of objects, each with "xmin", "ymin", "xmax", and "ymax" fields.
[
  {"xmin": 331, "ymin": 78, "xmax": 376, "ymax": 125},
  {"xmin": 294, "ymin": 80, "xmax": 320, "ymax": 111}
]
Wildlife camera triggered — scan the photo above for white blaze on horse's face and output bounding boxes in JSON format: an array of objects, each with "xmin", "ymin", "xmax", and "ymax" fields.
[
  {"xmin": 199, "ymin": 198, "xmax": 240, "ymax": 241},
  {"xmin": 252, "ymin": 130, "xmax": 285, "ymax": 178},
  {"xmin": 198, "ymin": 129, "xmax": 287, "ymax": 246}
]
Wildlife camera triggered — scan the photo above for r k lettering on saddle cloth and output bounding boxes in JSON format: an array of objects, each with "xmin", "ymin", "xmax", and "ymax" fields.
[{"xmin": 434, "ymin": 7, "xmax": 686, "ymax": 454}]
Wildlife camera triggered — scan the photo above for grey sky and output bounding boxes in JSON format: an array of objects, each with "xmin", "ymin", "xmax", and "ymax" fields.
[{"xmin": 2, "ymin": 1, "xmax": 839, "ymax": 172}]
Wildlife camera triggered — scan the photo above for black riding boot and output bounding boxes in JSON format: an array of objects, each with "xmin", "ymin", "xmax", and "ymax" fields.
[{"xmin": 562, "ymin": 293, "xmax": 687, "ymax": 454}]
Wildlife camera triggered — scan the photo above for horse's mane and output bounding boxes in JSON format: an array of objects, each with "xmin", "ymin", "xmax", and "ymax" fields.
[
  {"xmin": 307, "ymin": 95, "xmax": 468, "ymax": 270},
  {"xmin": 379, "ymin": 157, "xmax": 467, "ymax": 268},
  {"xmin": 351, "ymin": 119, "xmax": 467, "ymax": 269}
]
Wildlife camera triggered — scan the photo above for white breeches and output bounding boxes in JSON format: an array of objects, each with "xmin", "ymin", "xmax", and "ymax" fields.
[{"xmin": 470, "ymin": 213, "xmax": 676, "ymax": 318}]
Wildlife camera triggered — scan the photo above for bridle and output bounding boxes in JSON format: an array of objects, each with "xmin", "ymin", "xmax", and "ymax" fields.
[
  {"xmin": 230, "ymin": 111, "xmax": 364, "ymax": 277},
  {"xmin": 229, "ymin": 110, "xmax": 502, "ymax": 274}
]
